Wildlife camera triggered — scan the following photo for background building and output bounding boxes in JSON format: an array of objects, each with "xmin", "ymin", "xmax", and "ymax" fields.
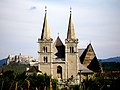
[{"xmin": 7, "ymin": 53, "xmax": 36, "ymax": 65}]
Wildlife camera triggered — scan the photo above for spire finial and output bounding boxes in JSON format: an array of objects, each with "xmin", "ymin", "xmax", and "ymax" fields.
[
  {"xmin": 58, "ymin": 32, "xmax": 59, "ymax": 36},
  {"xmin": 90, "ymin": 40, "xmax": 91, "ymax": 44},
  {"xmin": 45, "ymin": 6, "xmax": 47, "ymax": 13},
  {"xmin": 70, "ymin": 7, "xmax": 72, "ymax": 14}
]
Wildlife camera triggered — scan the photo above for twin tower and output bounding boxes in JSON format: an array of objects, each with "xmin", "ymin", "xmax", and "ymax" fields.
[{"xmin": 38, "ymin": 8, "xmax": 81, "ymax": 80}]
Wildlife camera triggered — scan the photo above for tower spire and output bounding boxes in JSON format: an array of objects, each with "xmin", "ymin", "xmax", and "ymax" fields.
[
  {"xmin": 67, "ymin": 7, "xmax": 76, "ymax": 40},
  {"xmin": 41, "ymin": 6, "xmax": 51, "ymax": 40},
  {"xmin": 70, "ymin": 7, "xmax": 72, "ymax": 14},
  {"xmin": 45, "ymin": 6, "xmax": 47, "ymax": 13}
]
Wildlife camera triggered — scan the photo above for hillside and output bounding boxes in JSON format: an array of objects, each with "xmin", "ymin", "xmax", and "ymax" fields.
[
  {"xmin": 0, "ymin": 58, "xmax": 7, "ymax": 66},
  {"xmin": 0, "ymin": 62, "xmax": 29, "ymax": 73},
  {"xmin": 98, "ymin": 57, "xmax": 120, "ymax": 71},
  {"xmin": 99, "ymin": 56, "xmax": 120, "ymax": 62},
  {"xmin": 101, "ymin": 62, "xmax": 120, "ymax": 71}
]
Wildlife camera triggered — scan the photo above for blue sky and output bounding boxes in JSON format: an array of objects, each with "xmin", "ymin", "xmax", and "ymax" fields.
[{"xmin": 0, "ymin": 0, "xmax": 120, "ymax": 59}]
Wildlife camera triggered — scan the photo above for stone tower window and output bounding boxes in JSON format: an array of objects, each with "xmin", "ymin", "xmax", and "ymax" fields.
[
  {"xmin": 72, "ymin": 47, "xmax": 74, "ymax": 53},
  {"xmin": 70, "ymin": 47, "xmax": 74, "ymax": 53},
  {"xmin": 46, "ymin": 57, "xmax": 48, "ymax": 63},
  {"xmin": 43, "ymin": 47, "xmax": 48, "ymax": 52},
  {"xmin": 44, "ymin": 56, "xmax": 48, "ymax": 63},
  {"xmin": 43, "ymin": 47, "xmax": 45, "ymax": 52},
  {"xmin": 46, "ymin": 47, "xmax": 48, "ymax": 52},
  {"xmin": 44, "ymin": 57, "xmax": 45, "ymax": 62},
  {"xmin": 70, "ymin": 47, "xmax": 71, "ymax": 53}
]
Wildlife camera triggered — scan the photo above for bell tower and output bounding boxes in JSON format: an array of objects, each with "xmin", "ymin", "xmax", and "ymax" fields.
[
  {"xmin": 38, "ymin": 7, "xmax": 53, "ymax": 74},
  {"xmin": 65, "ymin": 8, "xmax": 79, "ymax": 79}
]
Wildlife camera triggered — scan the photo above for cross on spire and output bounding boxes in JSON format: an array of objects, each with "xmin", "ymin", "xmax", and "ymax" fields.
[
  {"xmin": 45, "ymin": 6, "xmax": 47, "ymax": 13},
  {"xmin": 89, "ymin": 40, "xmax": 91, "ymax": 44},
  {"xmin": 70, "ymin": 7, "xmax": 72, "ymax": 14},
  {"xmin": 58, "ymin": 32, "xmax": 60, "ymax": 36}
]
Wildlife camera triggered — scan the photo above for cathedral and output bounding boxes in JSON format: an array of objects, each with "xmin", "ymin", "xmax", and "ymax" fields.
[{"xmin": 38, "ymin": 8, "xmax": 101, "ymax": 81}]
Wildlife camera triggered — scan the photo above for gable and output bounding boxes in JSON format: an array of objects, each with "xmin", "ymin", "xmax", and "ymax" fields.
[{"xmin": 80, "ymin": 43, "xmax": 96, "ymax": 66}]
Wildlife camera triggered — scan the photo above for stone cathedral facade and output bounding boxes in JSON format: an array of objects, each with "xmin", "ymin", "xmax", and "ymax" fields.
[{"xmin": 38, "ymin": 9, "xmax": 101, "ymax": 81}]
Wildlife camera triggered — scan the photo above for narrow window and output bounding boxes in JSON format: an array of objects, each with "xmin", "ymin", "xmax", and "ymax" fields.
[
  {"xmin": 46, "ymin": 57, "xmax": 48, "ymax": 63},
  {"xmin": 70, "ymin": 47, "xmax": 74, "ymax": 53},
  {"xmin": 43, "ymin": 47, "xmax": 45, "ymax": 52},
  {"xmin": 72, "ymin": 47, "xmax": 74, "ymax": 53},
  {"xmin": 70, "ymin": 47, "xmax": 72, "ymax": 53},
  {"xmin": 43, "ymin": 56, "xmax": 48, "ymax": 63},
  {"xmin": 44, "ymin": 57, "xmax": 46, "ymax": 62},
  {"xmin": 46, "ymin": 47, "xmax": 48, "ymax": 52},
  {"xmin": 43, "ymin": 47, "xmax": 48, "ymax": 52}
]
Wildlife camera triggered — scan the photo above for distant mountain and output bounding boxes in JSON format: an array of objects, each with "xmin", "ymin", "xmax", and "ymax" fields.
[
  {"xmin": 0, "ymin": 58, "xmax": 7, "ymax": 66},
  {"xmin": 99, "ymin": 56, "xmax": 120, "ymax": 62}
]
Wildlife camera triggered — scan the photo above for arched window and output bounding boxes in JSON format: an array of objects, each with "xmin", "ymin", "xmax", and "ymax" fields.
[
  {"xmin": 57, "ymin": 66, "xmax": 62, "ymax": 79},
  {"xmin": 43, "ymin": 47, "xmax": 48, "ymax": 52},
  {"xmin": 70, "ymin": 47, "xmax": 74, "ymax": 53},
  {"xmin": 43, "ymin": 47, "xmax": 45, "ymax": 52},
  {"xmin": 45, "ymin": 57, "xmax": 48, "ymax": 63},
  {"xmin": 70, "ymin": 47, "xmax": 71, "ymax": 53},
  {"xmin": 46, "ymin": 47, "xmax": 48, "ymax": 52},
  {"xmin": 44, "ymin": 56, "xmax": 46, "ymax": 62},
  {"xmin": 72, "ymin": 47, "xmax": 74, "ymax": 53},
  {"xmin": 43, "ymin": 56, "xmax": 48, "ymax": 63}
]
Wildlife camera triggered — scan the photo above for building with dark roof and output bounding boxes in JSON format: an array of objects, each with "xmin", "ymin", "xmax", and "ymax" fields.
[
  {"xmin": 26, "ymin": 66, "xmax": 42, "ymax": 75},
  {"xmin": 37, "ymin": 8, "xmax": 101, "ymax": 82}
]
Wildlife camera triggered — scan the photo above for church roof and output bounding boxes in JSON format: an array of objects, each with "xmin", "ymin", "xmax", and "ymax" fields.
[
  {"xmin": 80, "ymin": 43, "xmax": 101, "ymax": 72},
  {"xmin": 79, "ymin": 63, "xmax": 93, "ymax": 74},
  {"xmin": 80, "ymin": 43, "xmax": 95, "ymax": 64},
  {"xmin": 54, "ymin": 36, "xmax": 64, "ymax": 46},
  {"xmin": 26, "ymin": 66, "xmax": 42, "ymax": 73},
  {"xmin": 53, "ymin": 36, "xmax": 65, "ymax": 59},
  {"xmin": 78, "ymin": 49, "xmax": 85, "ymax": 57},
  {"xmin": 87, "ymin": 56, "xmax": 101, "ymax": 72},
  {"xmin": 41, "ymin": 8, "xmax": 51, "ymax": 40},
  {"xmin": 67, "ymin": 10, "xmax": 76, "ymax": 40}
]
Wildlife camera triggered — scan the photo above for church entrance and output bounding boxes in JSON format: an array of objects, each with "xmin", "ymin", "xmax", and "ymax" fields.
[{"xmin": 57, "ymin": 66, "xmax": 62, "ymax": 79}]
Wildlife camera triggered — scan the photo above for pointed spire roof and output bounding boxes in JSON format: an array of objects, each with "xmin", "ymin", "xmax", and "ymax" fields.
[
  {"xmin": 67, "ymin": 8, "xmax": 76, "ymax": 40},
  {"xmin": 41, "ymin": 7, "xmax": 51, "ymax": 40},
  {"xmin": 53, "ymin": 36, "xmax": 65, "ymax": 59},
  {"xmin": 54, "ymin": 36, "xmax": 64, "ymax": 46}
]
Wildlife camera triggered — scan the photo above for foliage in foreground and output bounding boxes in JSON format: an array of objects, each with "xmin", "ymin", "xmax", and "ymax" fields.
[
  {"xmin": 0, "ymin": 70, "xmax": 57, "ymax": 90},
  {"xmin": 0, "ymin": 70, "xmax": 120, "ymax": 90},
  {"xmin": 81, "ymin": 73, "xmax": 120, "ymax": 90}
]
